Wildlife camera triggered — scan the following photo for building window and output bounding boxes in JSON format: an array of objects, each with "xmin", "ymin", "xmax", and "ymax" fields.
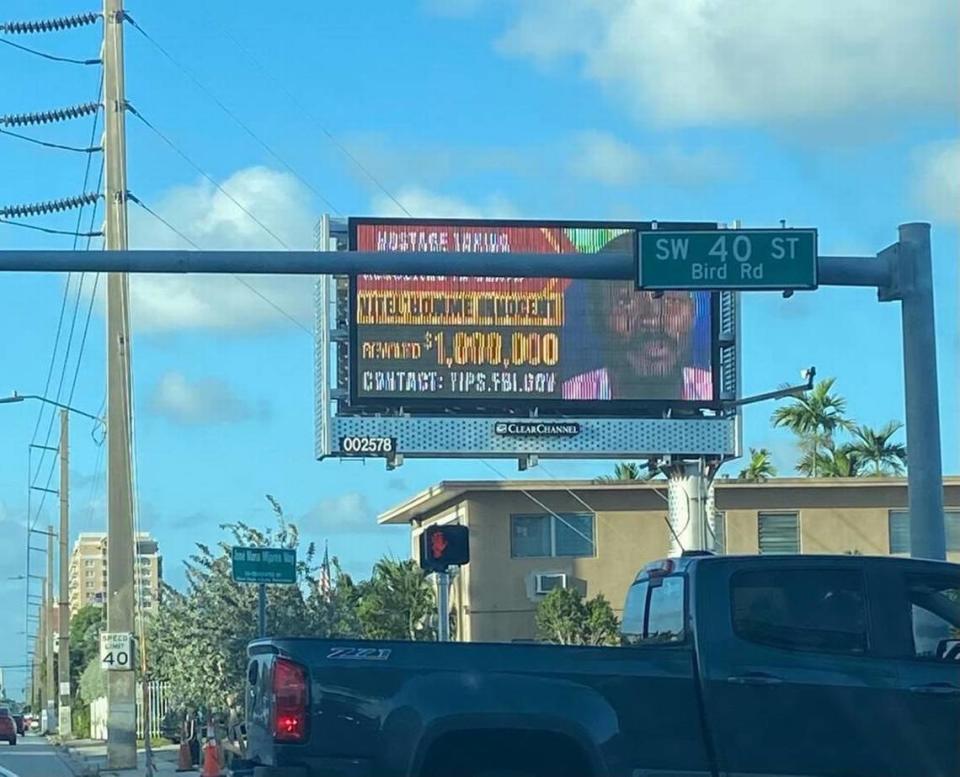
[
  {"xmin": 889, "ymin": 510, "xmax": 960, "ymax": 554},
  {"xmin": 511, "ymin": 513, "xmax": 595, "ymax": 558},
  {"xmin": 84, "ymin": 560, "xmax": 94, "ymax": 567},
  {"xmin": 758, "ymin": 512, "xmax": 800, "ymax": 554},
  {"xmin": 732, "ymin": 568, "xmax": 868, "ymax": 655}
]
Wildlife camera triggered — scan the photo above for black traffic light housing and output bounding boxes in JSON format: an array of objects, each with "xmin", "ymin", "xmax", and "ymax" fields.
[{"xmin": 419, "ymin": 524, "xmax": 470, "ymax": 572}]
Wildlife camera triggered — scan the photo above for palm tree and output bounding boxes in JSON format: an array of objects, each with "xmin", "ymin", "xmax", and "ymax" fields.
[
  {"xmin": 595, "ymin": 460, "xmax": 659, "ymax": 482},
  {"xmin": 771, "ymin": 377, "xmax": 853, "ymax": 477},
  {"xmin": 849, "ymin": 421, "xmax": 907, "ymax": 476},
  {"xmin": 738, "ymin": 448, "xmax": 777, "ymax": 481},
  {"xmin": 817, "ymin": 442, "xmax": 861, "ymax": 477}
]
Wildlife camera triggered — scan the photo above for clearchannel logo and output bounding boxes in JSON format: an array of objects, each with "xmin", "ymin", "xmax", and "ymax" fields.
[{"xmin": 493, "ymin": 421, "xmax": 582, "ymax": 437}]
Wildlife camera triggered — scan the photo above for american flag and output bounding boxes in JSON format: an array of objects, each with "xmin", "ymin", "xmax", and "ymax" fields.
[{"xmin": 319, "ymin": 541, "xmax": 332, "ymax": 600}]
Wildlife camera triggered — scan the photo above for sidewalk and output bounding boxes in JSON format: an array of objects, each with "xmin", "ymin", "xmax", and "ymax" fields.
[{"xmin": 55, "ymin": 739, "xmax": 191, "ymax": 776}]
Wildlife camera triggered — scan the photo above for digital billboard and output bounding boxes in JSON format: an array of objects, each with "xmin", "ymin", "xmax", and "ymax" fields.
[{"xmin": 348, "ymin": 218, "xmax": 719, "ymax": 414}]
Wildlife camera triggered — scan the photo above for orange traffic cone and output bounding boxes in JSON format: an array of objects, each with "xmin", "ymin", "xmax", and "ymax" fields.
[
  {"xmin": 176, "ymin": 740, "xmax": 193, "ymax": 772},
  {"xmin": 201, "ymin": 739, "xmax": 223, "ymax": 777}
]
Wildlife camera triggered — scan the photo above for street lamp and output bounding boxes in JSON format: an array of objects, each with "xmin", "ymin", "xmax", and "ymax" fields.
[
  {"xmin": 0, "ymin": 392, "xmax": 102, "ymax": 423},
  {"xmin": 2, "ymin": 391, "xmax": 101, "ymax": 738}
]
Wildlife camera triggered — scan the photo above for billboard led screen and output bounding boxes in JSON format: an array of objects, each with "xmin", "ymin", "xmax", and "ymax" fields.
[{"xmin": 348, "ymin": 219, "xmax": 719, "ymax": 414}]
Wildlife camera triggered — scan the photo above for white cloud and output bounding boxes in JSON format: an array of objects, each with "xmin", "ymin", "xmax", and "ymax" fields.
[
  {"xmin": 128, "ymin": 166, "xmax": 317, "ymax": 333},
  {"xmin": 302, "ymin": 492, "xmax": 381, "ymax": 534},
  {"xmin": 148, "ymin": 371, "xmax": 263, "ymax": 426},
  {"xmin": 497, "ymin": 0, "xmax": 959, "ymax": 126},
  {"xmin": 913, "ymin": 139, "xmax": 960, "ymax": 224},
  {"xmin": 569, "ymin": 131, "xmax": 646, "ymax": 186},
  {"xmin": 371, "ymin": 185, "xmax": 519, "ymax": 219},
  {"xmin": 569, "ymin": 131, "xmax": 732, "ymax": 186}
]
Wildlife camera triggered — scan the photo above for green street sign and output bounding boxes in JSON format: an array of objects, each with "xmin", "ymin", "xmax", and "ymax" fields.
[
  {"xmin": 637, "ymin": 228, "xmax": 818, "ymax": 291},
  {"xmin": 231, "ymin": 546, "xmax": 297, "ymax": 584}
]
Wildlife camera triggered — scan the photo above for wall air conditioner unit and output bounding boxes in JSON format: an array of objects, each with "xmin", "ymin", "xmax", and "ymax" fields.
[{"xmin": 535, "ymin": 573, "xmax": 568, "ymax": 595}]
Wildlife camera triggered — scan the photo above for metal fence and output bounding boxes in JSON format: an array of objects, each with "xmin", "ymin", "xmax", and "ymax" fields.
[{"xmin": 89, "ymin": 680, "xmax": 171, "ymax": 741}]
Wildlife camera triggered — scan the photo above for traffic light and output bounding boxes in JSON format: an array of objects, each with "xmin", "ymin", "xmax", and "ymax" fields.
[{"xmin": 419, "ymin": 525, "xmax": 469, "ymax": 572}]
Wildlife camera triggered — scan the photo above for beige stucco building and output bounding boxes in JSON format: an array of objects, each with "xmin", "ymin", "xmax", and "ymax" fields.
[
  {"xmin": 69, "ymin": 532, "xmax": 162, "ymax": 615},
  {"xmin": 380, "ymin": 476, "xmax": 960, "ymax": 643}
]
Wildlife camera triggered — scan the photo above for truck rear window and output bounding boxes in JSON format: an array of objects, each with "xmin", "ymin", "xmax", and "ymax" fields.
[
  {"xmin": 621, "ymin": 575, "xmax": 686, "ymax": 645},
  {"xmin": 731, "ymin": 568, "xmax": 868, "ymax": 655}
]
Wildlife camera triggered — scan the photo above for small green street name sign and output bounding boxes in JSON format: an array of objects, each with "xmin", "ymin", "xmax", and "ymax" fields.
[
  {"xmin": 231, "ymin": 546, "xmax": 297, "ymax": 584},
  {"xmin": 637, "ymin": 228, "xmax": 818, "ymax": 291}
]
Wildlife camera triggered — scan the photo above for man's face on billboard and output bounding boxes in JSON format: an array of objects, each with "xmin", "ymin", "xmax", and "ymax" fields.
[{"xmin": 603, "ymin": 285, "xmax": 696, "ymax": 377}]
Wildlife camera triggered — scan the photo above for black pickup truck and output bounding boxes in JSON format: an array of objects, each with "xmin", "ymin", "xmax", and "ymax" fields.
[{"xmin": 245, "ymin": 554, "xmax": 960, "ymax": 777}]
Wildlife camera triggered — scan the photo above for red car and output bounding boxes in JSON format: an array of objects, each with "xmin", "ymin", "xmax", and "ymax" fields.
[{"xmin": 0, "ymin": 708, "xmax": 16, "ymax": 745}]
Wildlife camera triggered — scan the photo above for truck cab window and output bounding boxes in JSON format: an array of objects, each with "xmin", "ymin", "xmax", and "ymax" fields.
[
  {"xmin": 905, "ymin": 577, "xmax": 960, "ymax": 661},
  {"xmin": 621, "ymin": 576, "xmax": 685, "ymax": 645},
  {"xmin": 621, "ymin": 580, "xmax": 649, "ymax": 645},
  {"xmin": 732, "ymin": 568, "xmax": 867, "ymax": 655}
]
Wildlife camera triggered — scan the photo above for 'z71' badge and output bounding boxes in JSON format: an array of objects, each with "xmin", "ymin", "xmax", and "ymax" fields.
[{"xmin": 326, "ymin": 647, "xmax": 392, "ymax": 661}]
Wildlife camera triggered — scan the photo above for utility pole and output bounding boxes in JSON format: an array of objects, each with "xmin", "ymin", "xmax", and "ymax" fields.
[
  {"xmin": 45, "ymin": 527, "xmax": 56, "ymax": 733},
  {"xmin": 103, "ymin": 0, "xmax": 136, "ymax": 768},
  {"xmin": 35, "ymin": 594, "xmax": 44, "ymax": 714},
  {"xmin": 58, "ymin": 409, "xmax": 72, "ymax": 737}
]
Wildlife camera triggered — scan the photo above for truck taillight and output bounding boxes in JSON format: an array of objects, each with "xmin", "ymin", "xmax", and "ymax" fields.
[{"xmin": 272, "ymin": 658, "xmax": 308, "ymax": 743}]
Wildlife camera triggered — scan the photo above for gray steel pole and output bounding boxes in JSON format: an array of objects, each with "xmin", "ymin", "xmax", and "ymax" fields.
[
  {"xmin": 0, "ymin": 249, "xmax": 636, "ymax": 278},
  {"xmin": 436, "ymin": 572, "xmax": 450, "ymax": 642},
  {"xmin": 104, "ymin": 0, "xmax": 136, "ymax": 768},
  {"xmin": 258, "ymin": 584, "xmax": 266, "ymax": 638},
  {"xmin": 898, "ymin": 223, "xmax": 946, "ymax": 560},
  {"xmin": 58, "ymin": 410, "xmax": 72, "ymax": 737},
  {"xmin": 45, "ymin": 526, "xmax": 56, "ymax": 732}
]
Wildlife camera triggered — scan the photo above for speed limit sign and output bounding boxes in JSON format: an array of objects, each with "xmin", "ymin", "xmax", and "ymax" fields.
[{"xmin": 100, "ymin": 632, "xmax": 134, "ymax": 671}]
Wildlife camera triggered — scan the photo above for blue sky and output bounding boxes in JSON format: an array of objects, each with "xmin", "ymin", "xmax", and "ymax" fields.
[{"xmin": 0, "ymin": 0, "xmax": 957, "ymax": 697}]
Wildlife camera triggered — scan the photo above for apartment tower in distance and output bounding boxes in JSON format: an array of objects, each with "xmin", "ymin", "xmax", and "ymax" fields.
[{"xmin": 68, "ymin": 532, "xmax": 162, "ymax": 615}]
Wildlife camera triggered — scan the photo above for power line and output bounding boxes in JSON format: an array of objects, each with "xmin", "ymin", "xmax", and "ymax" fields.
[
  {"xmin": 67, "ymin": 162, "xmax": 105, "ymax": 405},
  {"xmin": 480, "ymin": 460, "xmax": 595, "ymax": 547},
  {"xmin": 28, "ymin": 80, "xmax": 105, "ymax": 524},
  {"xmin": 0, "ymin": 127, "xmax": 101, "ymax": 153},
  {"xmin": 126, "ymin": 16, "xmax": 342, "ymax": 217},
  {"xmin": 128, "ymin": 193, "xmax": 313, "ymax": 335},
  {"xmin": 0, "ymin": 218, "xmax": 100, "ymax": 236},
  {"xmin": 214, "ymin": 24, "xmax": 412, "ymax": 217},
  {"xmin": 72, "ymin": 73, "xmax": 105, "ymax": 252},
  {"xmin": 0, "ymin": 37, "xmax": 100, "ymax": 65},
  {"xmin": 127, "ymin": 105, "xmax": 292, "ymax": 249}
]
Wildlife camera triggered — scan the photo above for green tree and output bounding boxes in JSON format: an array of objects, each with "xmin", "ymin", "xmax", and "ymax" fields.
[
  {"xmin": 78, "ymin": 658, "xmax": 106, "ymax": 704},
  {"xmin": 536, "ymin": 588, "xmax": 619, "ymax": 646},
  {"xmin": 147, "ymin": 495, "xmax": 353, "ymax": 709},
  {"xmin": 771, "ymin": 377, "xmax": 853, "ymax": 477},
  {"xmin": 797, "ymin": 440, "xmax": 860, "ymax": 477},
  {"xmin": 69, "ymin": 605, "xmax": 106, "ymax": 691},
  {"xmin": 849, "ymin": 421, "xmax": 907, "ymax": 476},
  {"xmin": 595, "ymin": 460, "xmax": 660, "ymax": 482},
  {"xmin": 357, "ymin": 558, "xmax": 435, "ymax": 641},
  {"xmin": 738, "ymin": 448, "xmax": 777, "ymax": 481}
]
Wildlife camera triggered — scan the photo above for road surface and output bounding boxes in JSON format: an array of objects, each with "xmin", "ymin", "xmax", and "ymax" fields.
[{"xmin": 0, "ymin": 737, "xmax": 77, "ymax": 777}]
